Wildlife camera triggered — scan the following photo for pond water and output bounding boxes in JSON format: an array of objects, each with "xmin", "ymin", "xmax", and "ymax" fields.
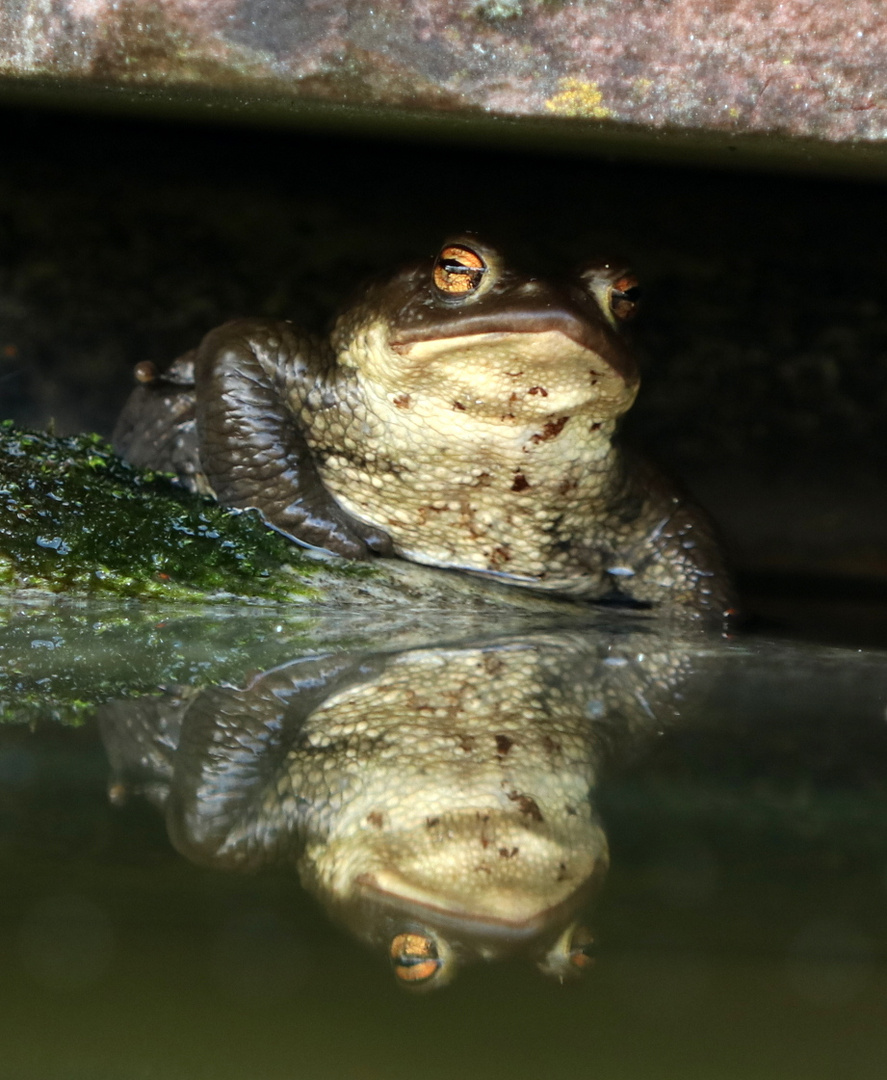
[{"xmin": 1, "ymin": 603, "xmax": 886, "ymax": 1080}]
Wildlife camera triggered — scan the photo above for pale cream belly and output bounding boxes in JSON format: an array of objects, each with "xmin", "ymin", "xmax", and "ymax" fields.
[{"xmin": 306, "ymin": 378, "xmax": 622, "ymax": 585}]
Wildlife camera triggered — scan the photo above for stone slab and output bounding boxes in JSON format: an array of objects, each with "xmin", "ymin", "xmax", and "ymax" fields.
[{"xmin": 1, "ymin": 0, "xmax": 885, "ymax": 147}]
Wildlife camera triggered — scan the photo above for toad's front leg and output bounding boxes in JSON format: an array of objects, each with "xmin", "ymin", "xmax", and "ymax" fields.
[{"xmin": 195, "ymin": 319, "xmax": 393, "ymax": 559}]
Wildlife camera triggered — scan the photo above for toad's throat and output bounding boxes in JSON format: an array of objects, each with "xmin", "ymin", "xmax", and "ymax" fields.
[{"xmin": 368, "ymin": 330, "xmax": 638, "ymax": 421}]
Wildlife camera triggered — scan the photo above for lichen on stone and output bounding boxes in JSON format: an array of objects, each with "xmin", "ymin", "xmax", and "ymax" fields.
[{"xmin": 544, "ymin": 78, "xmax": 611, "ymax": 119}]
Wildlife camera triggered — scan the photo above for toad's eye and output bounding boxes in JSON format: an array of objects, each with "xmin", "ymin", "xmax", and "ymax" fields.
[
  {"xmin": 390, "ymin": 932, "xmax": 443, "ymax": 986},
  {"xmin": 608, "ymin": 274, "xmax": 641, "ymax": 321},
  {"xmin": 433, "ymin": 244, "xmax": 488, "ymax": 297}
]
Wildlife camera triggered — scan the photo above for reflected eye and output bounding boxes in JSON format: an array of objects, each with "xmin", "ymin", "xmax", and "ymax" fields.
[
  {"xmin": 608, "ymin": 274, "xmax": 641, "ymax": 321},
  {"xmin": 538, "ymin": 920, "xmax": 596, "ymax": 981},
  {"xmin": 433, "ymin": 244, "xmax": 488, "ymax": 297},
  {"xmin": 390, "ymin": 932, "xmax": 443, "ymax": 985},
  {"xmin": 567, "ymin": 925, "xmax": 596, "ymax": 972}
]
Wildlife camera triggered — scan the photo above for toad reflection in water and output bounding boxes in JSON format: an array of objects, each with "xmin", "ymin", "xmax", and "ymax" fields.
[{"xmin": 99, "ymin": 627, "xmax": 708, "ymax": 988}]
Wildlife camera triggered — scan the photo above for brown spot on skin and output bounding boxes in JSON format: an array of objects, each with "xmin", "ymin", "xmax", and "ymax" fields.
[
  {"xmin": 426, "ymin": 816, "xmax": 441, "ymax": 828},
  {"xmin": 505, "ymin": 371, "xmax": 524, "ymax": 378},
  {"xmin": 453, "ymin": 400, "xmax": 466, "ymax": 410},
  {"xmin": 475, "ymin": 864, "xmax": 493, "ymax": 875},
  {"xmin": 590, "ymin": 421, "xmax": 602, "ymax": 432},
  {"xmin": 509, "ymin": 392, "xmax": 520, "ymax": 403},
  {"xmin": 557, "ymin": 477, "xmax": 578, "ymax": 497},
  {"xmin": 541, "ymin": 734, "xmax": 562, "ymax": 754},
  {"xmin": 483, "ymin": 654, "xmax": 505, "ymax": 676},
  {"xmin": 393, "ymin": 393, "xmax": 411, "ymax": 409},
  {"xmin": 527, "ymin": 386, "xmax": 548, "ymax": 396},
  {"xmin": 459, "ymin": 734, "xmax": 476, "ymax": 753},
  {"xmin": 314, "ymin": 444, "xmax": 373, "ymax": 472},
  {"xmin": 498, "ymin": 847, "xmax": 519, "ymax": 859},
  {"xmin": 489, "ymin": 545, "xmax": 512, "ymax": 568},
  {"xmin": 530, "ymin": 417, "xmax": 569, "ymax": 443},
  {"xmin": 367, "ymin": 811, "xmax": 384, "ymax": 828},
  {"xmin": 566, "ymin": 805, "xmax": 578, "ymax": 816},
  {"xmin": 556, "ymin": 862, "xmax": 571, "ymax": 882},
  {"xmin": 460, "ymin": 503, "xmax": 484, "ymax": 541},
  {"xmin": 507, "ymin": 791, "xmax": 544, "ymax": 822},
  {"xmin": 474, "ymin": 472, "xmax": 492, "ymax": 487},
  {"xmin": 495, "ymin": 734, "xmax": 514, "ymax": 756},
  {"xmin": 511, "ymin": 472, "xmax": 530, "ymax": 492}
]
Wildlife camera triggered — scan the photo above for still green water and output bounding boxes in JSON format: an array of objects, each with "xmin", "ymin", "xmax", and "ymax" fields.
[{"xmin": 1, "ymin": 603, "xmax": 885, "ymax": 1080}]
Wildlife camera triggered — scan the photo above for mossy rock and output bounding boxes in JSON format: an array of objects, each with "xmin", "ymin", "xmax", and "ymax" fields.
[{"xmin": 0, "ymin": 421, "xmax": 361, "ymax": 602}]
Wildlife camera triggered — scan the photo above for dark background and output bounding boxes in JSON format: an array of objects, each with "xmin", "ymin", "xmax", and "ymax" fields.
[{"xmin": 2, "ymin": 104, "xmax": 886, "ymax": 632}]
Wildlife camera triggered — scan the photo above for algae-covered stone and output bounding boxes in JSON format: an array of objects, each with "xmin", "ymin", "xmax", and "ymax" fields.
[
  {"xmin": 0, "ymin": 421, "xmax": 339, "ymax": 601},
  {"xmin": 0, "ymin": 422, "xmax": 580, "ymax": 612}
]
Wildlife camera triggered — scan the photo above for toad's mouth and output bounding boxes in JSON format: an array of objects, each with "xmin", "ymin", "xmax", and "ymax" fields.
[
  {"xmin": 353, "ymin": 870, "xmax": 593, "ymax": 942},
  {"xmin": 389, "ymin": 303, "xmax": 637, "ymax": 385}
]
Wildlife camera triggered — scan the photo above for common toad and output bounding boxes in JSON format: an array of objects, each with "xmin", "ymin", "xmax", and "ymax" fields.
[{"xmin": 113, "ymin": 238, "xmax": 730, "ymax": 613}]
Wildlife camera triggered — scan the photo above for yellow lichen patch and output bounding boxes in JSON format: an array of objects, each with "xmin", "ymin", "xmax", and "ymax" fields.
[{"xmin": 544, "ymin": 79, "xmax": 611, "ymax": 119}]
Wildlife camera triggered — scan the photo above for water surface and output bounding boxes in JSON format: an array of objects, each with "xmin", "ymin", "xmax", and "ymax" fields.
[{"xmin": 2, "ymin": 604, "xmax": 886, "ymax": 1079}]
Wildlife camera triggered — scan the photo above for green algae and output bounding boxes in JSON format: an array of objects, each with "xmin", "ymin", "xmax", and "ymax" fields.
[{"xmin": 0, "ymin": 422, "xmax": 359, "ymax": 602}]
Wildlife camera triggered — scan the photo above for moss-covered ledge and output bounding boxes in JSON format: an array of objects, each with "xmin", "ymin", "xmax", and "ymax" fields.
[
  {"xmin": 0, "ymin": 422, "xmax": 574, "ymax": 611},
  {"xmin": 0, "ymin": 421, "xmax": 338, "ymax": 602}
]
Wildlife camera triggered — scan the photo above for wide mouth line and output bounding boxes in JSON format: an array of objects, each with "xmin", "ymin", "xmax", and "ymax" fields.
[
  {"xmin": 386, "ymin": 319, "xmax": 637, "ymax": 384},
  {"xmin": 391, "ymin": 323, "xmax": 600, "ymax": 349},
  {"xmin": 355, "ymin": 872, "xmax": 570, "ymax": 938},
  {"xmin": 389, "ymin": 329, "xmax": 517, "ymax": 350}
]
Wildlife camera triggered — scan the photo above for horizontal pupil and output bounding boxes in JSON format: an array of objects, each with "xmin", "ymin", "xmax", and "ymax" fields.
[{"xmin": 397, "ymin": 953, "xmax": 438, "ymax": 967}]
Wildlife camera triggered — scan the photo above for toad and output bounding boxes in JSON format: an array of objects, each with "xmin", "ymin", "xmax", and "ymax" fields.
[{"xmin": 113, "ymin": 238, "xmax": 730, "ymax": 613}]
